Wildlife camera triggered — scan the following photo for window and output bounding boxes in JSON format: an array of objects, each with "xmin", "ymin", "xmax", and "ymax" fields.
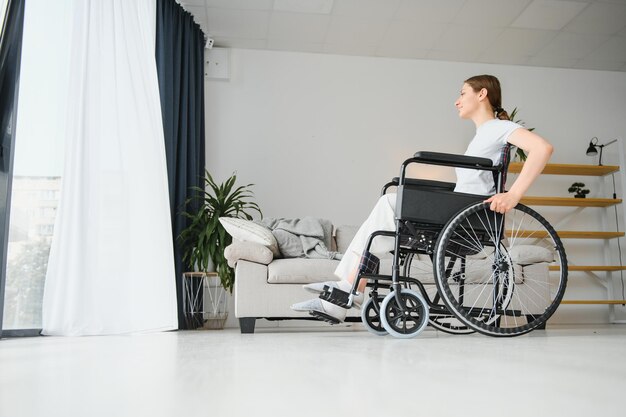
[
  {"xmin": 2, "ymin": 0, "xmax": 67, "ymax": 331},
  {"xmin": 3, "ymin": 179, "xmax": 60, "ymax": 329},
  {"xmin": 0, "ymin": 1, "xmax": 8, "ymax": 32}
]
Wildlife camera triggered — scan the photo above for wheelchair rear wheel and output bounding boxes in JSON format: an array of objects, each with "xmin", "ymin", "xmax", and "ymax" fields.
[
  {"xmin": 380, "ymin": 289, "xmax": 429, "ymax": 339},
  {"xmin": 434, "ymin": 202, "xmax": 567, "ymax": 337}
]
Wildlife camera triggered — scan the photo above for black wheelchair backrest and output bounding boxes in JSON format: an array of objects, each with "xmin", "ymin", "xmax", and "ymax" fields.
[{"xmin": 392, "ymin": 143, "xmax": 514, "ymax": 226}]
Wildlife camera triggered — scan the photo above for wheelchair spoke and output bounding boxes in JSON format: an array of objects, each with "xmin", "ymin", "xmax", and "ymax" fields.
[
  {"xmin": 465, "ymin": 219, "xmax": 495, "ymax": 258},
  {"xmin": 447, "ymin": 237, "xmax": 484, "ymax": 257},
  {"xmin": 454, "ymin": 232, "xmax": 485, "ymax": 253},
  {"xmin": 453, "ymin": 226, "xmax": 486, "ymax": 254},
  {"xmin": 508, "ymin": 210, "xmax": 527, "ymax": 248},
  {"xmin": 474, "ymin": 209, "xmax": 500, "ymax": 246}
]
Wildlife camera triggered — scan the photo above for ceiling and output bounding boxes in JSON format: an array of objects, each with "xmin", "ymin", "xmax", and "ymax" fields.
[{"xmin": 178, "ymin": 0, "xmax": 626, "ymax": 72}]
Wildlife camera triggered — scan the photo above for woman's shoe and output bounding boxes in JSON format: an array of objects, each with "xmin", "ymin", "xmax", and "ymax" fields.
[{"xmin": 290, "ymin": 298, "xmax": 347, "ymax": 323}]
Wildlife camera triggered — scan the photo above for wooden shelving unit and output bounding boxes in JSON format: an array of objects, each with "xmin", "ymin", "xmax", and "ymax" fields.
[
  {"xmin": 509, "ymin": 155, "xmax": 626, "ymax": 320},
  {"xmin": 561, "ymin": 300, "xmax": 626, "ymax": 305},
  {"xmin": 550, "ymin": 265, "xmax": 626, "ymax": 272},
  {"xmin": 509, "ymin": 162, "xmax": 619, "ymax": 176},
  {"xmin": 519, "ymin": 196, "xmax": 622, "ymax": 207}
]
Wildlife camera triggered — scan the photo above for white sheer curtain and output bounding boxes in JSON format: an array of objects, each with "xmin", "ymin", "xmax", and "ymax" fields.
[{"xmin": 40, "ymin": 0, "xmax": 177, "ymax": 335}]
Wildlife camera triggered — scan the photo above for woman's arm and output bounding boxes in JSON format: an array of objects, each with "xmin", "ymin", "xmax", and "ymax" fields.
[{"xmin": 485, "ymin": 128, "xmax": 554, "ymax": 213}]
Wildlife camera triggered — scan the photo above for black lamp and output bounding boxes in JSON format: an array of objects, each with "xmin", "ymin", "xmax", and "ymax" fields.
[{"xmin": 586, "ymin": 137, "xmax": 617, "ymax": 166}]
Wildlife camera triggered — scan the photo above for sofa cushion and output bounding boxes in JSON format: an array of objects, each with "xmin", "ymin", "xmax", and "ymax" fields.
[
  {"xmin": 509, "ymin": 245, "xmax": 554, "ymax": 264},
  {"xmin": 268, "ymin": 258, "xmax": 341, "ymax": 284},
  {"xmin": 224, "ymin": 241, "xmax": 273, "ymax": 268},
  {"xmin": 335, "ymin": 225, "xmax": 358, "ymax": 254}
]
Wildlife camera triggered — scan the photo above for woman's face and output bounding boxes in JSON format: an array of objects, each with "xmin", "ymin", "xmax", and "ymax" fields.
[{"xmin": 455, "ymin": 83, "xmax": 482, "ymax": 119}]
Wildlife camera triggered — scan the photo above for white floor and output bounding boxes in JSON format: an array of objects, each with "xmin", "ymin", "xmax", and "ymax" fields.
[{"xmin": 0, "ymin": 324, "xmax": 625, "ymax": 417}]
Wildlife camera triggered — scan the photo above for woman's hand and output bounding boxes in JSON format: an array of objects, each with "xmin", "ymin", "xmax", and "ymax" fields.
[{"xmin": 484, "ymin": 192, "xmax": 521, "ymax": 213}]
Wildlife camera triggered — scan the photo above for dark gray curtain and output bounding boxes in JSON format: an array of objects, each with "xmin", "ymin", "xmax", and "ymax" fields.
[
  {"xmin": 0, "ymin": 0, "xmax": 25, "ymax": 338},
  {"xmin": 155, "ymin": 0, "xmax": 206, "ymax": 329}
]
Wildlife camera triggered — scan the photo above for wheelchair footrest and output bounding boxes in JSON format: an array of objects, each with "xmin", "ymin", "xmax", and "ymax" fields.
[
  {"xmin": 309, "ymin": 310, "xmax": 341, "ymax": 325},
  {"xmin": 319, "ymin": 286, "xmax": 351, "ymax": 308}
]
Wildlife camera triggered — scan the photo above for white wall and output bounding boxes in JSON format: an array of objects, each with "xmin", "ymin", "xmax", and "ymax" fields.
[{"xmin": 206, "ymin": 48, "xmax": 626, "ymax": 326}]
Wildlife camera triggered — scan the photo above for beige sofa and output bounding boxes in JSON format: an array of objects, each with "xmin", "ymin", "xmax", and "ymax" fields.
[
  {"xmin": 231, "ymin": 225, "xmax": 554, "ymax": 334},
  {"xmin": 233, "ymin": 225, "xmax": 359, "ymax": 333}
]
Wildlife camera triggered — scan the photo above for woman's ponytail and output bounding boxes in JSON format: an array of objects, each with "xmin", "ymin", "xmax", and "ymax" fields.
[{"xmin": 495, "ymin": 107, "xmax": 510, "ymax": 121}]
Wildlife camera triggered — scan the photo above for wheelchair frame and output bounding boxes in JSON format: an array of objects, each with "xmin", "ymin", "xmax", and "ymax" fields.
[{"xmin": 319, "ymin": 144, "xmax": 567, "ymax": 337}]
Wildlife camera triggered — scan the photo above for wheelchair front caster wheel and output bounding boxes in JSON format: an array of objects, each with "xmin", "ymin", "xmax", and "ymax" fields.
[
  {"xmin": 361, "ymin": 296, "xmax": 388, "ymax": 336},
  {"xmin": 380, "ymin": 289, "xmax": 429, "ymax": 339}
]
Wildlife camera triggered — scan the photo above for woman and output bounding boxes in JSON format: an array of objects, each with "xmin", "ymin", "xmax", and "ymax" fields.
[{"xmin": 292, "ymin": 74, "xmax": 554, "ymax": 322}]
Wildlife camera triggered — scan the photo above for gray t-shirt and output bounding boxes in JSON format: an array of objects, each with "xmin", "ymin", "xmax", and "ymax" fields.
[{"xmin": 454, "ymin": 119, "xmax": 522, "ymax": 195}]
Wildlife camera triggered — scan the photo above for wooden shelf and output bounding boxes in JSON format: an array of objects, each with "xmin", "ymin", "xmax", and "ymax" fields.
[
  {"xmin": 182, "ymin": 272, "xmax": 218, "ymax": 277},
  {"xmin": 549, "ymin": 266, "xmax": 626, "ymax": 271},
  {"xmin": 520, "ymin": 196, "xmax": 622, "ymax": 207},
  {"xmin": 506, "ymin": 230, "xmax": 624, "ymax": 239},
  {"xmin": 561, "ymin": 300, "xmax": 626, "ymax": 305},
  {"xmin": 509, "ymin": 162, "xmax": 619, "ymax": 176}
]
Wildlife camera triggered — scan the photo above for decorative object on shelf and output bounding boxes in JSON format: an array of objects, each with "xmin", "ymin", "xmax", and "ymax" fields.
[
  {"xmin": 586, "ymin": 137, "xmax": 618, "ymax": 166},
  {"xmin": 568, "ymin": 182, "xmax": 590, "ymax": 198},
  {"xmin": 182, "ymin": 272, "xmax": 228, "ymax": 330},
  {"xmin": 179, "ymin": 171, "xmax": 262, "ymax": 294},
  {"xmin": 509, "ymin": 107, "xmax": 535, "ymax": 162}
]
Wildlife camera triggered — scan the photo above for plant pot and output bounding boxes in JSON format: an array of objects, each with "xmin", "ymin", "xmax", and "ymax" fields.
[
  {"xmin": 574, "ymin": 194, "xmax": 586, "ymax": 198},
  {"xmin": 206, "ymin": 256, "xmax": 216, "ymax": 273},
  {"xmin": 192, "ymin": 254, "xmax": 216, "ymax": 273},
  {"xmin": 202, "ymin": 274, "xmax": 228, "ymax": 330}
]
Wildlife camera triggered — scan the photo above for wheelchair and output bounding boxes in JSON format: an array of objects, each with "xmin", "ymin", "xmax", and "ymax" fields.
[{"xmin": 317, "ymin": 144, "xmax": 568, "ymax": 338}]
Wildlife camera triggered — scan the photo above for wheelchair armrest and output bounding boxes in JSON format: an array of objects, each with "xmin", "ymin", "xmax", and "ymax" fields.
[
  {"xmin": 392, "ymin": 177, "xmax": 456, "ymax": 189},
  {"xmin": 413, "ymin": 151, "xmax": 493, "ymax": 169},
  {"xmin": 397, "ymin": 151, "xmax": 499, "ymax": 187},
  {"xmin": 381, "ymin": 177, "xmax": 455, "ymax": 195}
]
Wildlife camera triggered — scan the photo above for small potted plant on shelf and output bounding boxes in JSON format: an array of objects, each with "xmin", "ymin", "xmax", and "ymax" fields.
[
  {"xmin": 179, "ymin": 170, "xmax": 262, "ymax": 329},
  {"xmin": 509, "ymin": 107, "xmax": 535, "ymax": 162},
  {"xmin": 568, "ymin": 182, "xmax": 590, "ymax": 198}
]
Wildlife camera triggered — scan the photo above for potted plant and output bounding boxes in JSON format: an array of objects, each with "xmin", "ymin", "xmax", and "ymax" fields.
[
  {"xmin": 178, "ymin": 170, "xmax": 262, "ymax": 328},
  {"xmin": 509, "ymin": 107, "xmax": 535, "ymax": 162},
  {"xmin": 568, "ymin": 182, "xmax": 590, "ymax": 198}
]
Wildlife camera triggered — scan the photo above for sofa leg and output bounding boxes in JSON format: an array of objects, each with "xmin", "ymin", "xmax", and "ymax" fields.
[{"xmin": 239, "ymin": 318, "xmax": 256, "ymax": 334}]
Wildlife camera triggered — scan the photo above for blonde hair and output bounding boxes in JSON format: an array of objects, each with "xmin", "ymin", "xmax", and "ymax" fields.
[{"xmin": 464, "ymin": 75, "xmax": 509, "ymax": 120}]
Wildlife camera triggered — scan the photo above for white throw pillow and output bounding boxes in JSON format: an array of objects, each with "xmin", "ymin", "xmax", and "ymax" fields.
[{"xmin": 219, "ymin": 217, "xmax": 280, "ymax": 257}]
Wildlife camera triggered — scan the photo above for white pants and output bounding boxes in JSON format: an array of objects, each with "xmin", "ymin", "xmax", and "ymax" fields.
[{"xmin": 334, "ymin": 193, "xmax": 397, "ymax": 281}]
